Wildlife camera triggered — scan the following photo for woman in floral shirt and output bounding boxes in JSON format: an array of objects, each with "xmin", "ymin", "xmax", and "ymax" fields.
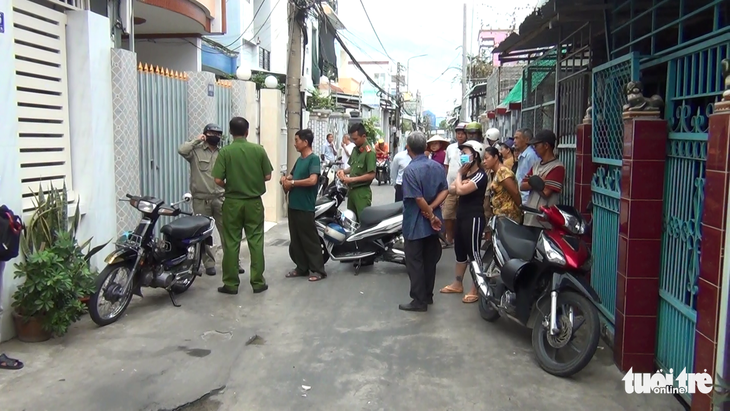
[{"xmin": 483, "ymin": 146, "xmax": 523, "ymax": 223}]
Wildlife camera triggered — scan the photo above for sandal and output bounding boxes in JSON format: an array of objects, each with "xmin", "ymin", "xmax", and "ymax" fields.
[
  {"xmin": 462, "ymin": 294, "xmax": 479, "ymax": 303},
  {"xmin": 308, "ymin": 273, "xmax": 327, "ymax": 282},
  {"xmin": 286, "ymin": 269, "xmax": 308, "ymax": 278},
  {"xmin": 440, "ymin": 285, "xmax": 463, "ymax": 294},
  {"xmin": 0, "ymin": 354, "xmax": 24, "ymax": 370}
]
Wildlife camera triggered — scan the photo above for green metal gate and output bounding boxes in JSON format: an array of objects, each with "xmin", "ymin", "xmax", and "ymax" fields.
[
  {"xmin": 655, "ymin": 41, "xmax": 728, "ymax": 397},
  {"xmin": 590, "ymin": 53, "xmax": 640, "ymax": 325}
]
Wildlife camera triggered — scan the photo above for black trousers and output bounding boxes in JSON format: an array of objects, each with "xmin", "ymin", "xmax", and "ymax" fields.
[
  {"xmin": 394, "ymin": 184, "xmax": 403, "ymax": 202},
  {"xmin": 288, "ymin": 208, "xmax": 326, "ymax": 275},
  {"xmin": 404, "ymin": 234, "xmax": 443, "ymax": 305}
]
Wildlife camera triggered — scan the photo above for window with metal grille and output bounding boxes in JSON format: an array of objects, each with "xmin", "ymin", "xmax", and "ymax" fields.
[{"xmin": 258, "ymin": 48, "xmax": 270, "ymax": 71}]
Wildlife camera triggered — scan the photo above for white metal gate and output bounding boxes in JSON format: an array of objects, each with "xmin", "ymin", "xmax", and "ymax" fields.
[{"xmin": 12, "ymin": 0, "xmax": 74, "ymax": 211}]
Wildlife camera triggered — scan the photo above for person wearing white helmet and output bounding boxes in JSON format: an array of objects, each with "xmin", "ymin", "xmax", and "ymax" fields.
[
  {"xmin": 485, "ymin": 127, "xmax": 501, "ymax": 147},
  {"xmin": 439, "ymin": 139, "xmax": 488, "ymax": 303}
]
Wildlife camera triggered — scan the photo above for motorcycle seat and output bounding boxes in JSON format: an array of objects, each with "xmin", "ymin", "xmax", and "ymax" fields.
[
  {"xmin": 496, "ymin": 217, "xmax": 539, "ymax": 261},
  {"xmin": 161, "ymin": 216, "xmax": 211, "ymax": 239},
  {"xmin": 359, "ymin": 201, "xmax": 403, "ymax": 228}
]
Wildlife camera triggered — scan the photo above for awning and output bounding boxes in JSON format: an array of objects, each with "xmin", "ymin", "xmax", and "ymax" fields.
[
  {"xmin": 499, "ymin": 77, "xmax": 523, "ymax": 107},
  {"xmin": 465, "ymin": 83, "xmax": 487, "ymax": 99}
]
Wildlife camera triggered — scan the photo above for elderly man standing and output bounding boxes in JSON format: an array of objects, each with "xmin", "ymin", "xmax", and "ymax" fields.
[
  {"xmin": 336, "ymin": 122, "xmax": 376, "ymax": 221},
  {"xmin": 513, "ymin": 128, "xmax": 541, "ymax": 204},
  {"xmin": 390, "ymin": 146, "xmax": 411, "ymax": 202},
  {"xmin": 212, "ymin": 117, "xmax": 274, "ymax": 295},
  {"xmin": 340, "ymin": 134, "xmax": 355, "ymax": 165},
  {"xmin": 323, "ymin": 133, "xmax": 337, "ymax": 163},
  {"xmin": 399, "ymin": 131, "xmax": 449, "ymax": 312},
  {"xmin": 178, "ymin": 123, "xmax": 245, "ymax": 276}
]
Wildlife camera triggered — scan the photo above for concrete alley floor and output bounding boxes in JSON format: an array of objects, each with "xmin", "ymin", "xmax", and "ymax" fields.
[{"xmin": 0, "ymin": 184, "xmax": 685, "ymax": 411}]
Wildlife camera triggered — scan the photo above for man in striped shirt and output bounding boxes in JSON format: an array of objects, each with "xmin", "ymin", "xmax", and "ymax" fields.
[{"xmin": 520, "ymin": 129, "xmax": 565, "ymax": 233}]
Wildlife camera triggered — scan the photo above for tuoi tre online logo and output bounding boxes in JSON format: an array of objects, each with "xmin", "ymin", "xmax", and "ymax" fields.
[{"xmin": 623, "ymin": 367, "xmax": 714, "ymax": 394}]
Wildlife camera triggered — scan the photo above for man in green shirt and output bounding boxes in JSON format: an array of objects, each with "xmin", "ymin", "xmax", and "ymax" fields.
[
  {"xmin": 336, "ymin": 122, "xmax": 376, "ymax": 221},
  {"xmin": 212, "ymin": 117, "xmax": 274, "ymax": 295},
  {"xmin": 280, "ymin": 129, "xmax": 327, "ymax": 282}
]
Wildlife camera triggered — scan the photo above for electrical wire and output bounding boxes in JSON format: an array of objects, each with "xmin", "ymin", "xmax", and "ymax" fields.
[
  {"xmin": 221, "ymin": 0, "xmax": 266, "ymax": 50},
  {"xmin": 355, "ymin": 0, "xmax": 393, "ymax": 61}
]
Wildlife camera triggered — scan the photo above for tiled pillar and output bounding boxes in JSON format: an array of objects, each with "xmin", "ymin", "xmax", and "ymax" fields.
[
  {"xmin": 66, "ymin": 10, "xmax": 117, "ymax": 270},
  {"xmin": 111, "ymin": 49, "xmax": 141, "ymax": 236},
  {"xmin": 260, "ymin": 88, "xmax": 284, "ymax": 223},
  {"xmin": 613, "ymin": 112, "xmax": 668, "ymax": 373},
  {"xmin": 186, "ymin": 71, "xmax": 217, "ymax": 140},
  {"xmin": 231, "ymin": 80, "xmax": 258, "ymax": 142},
  {"xmin": 575, "ymin": 108, "xmax": 597, "ymax": 235},
  {"xmin": 309, "ymin": 110, "xmax": 331, "ymax": 155},
  {"xmin": 692, "ymin": 75, "xmax": 730, "ymax": 411}
]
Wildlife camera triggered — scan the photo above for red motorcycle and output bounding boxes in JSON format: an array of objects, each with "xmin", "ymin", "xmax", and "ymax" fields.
[{"xmin": 472, "ymin": 175, "xmax": 600, "ymax": 378}]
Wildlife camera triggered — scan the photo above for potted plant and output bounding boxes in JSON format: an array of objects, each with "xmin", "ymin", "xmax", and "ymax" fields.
[
  {"xmin": 11, "ymin": 183, "xmax": 107, "ymax": 342},
  {"xmin": 306, "ymin": 89, "xmax": 335, "ymax": 113}
]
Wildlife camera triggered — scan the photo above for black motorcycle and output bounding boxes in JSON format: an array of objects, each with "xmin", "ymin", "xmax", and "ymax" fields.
[
  {"xmin": 375, "ymin": 157, "xmax": 390, "ymax": 185},
  {"xmin": 88, "ymin": 193, "xmax": 215, "ymax": 326}
]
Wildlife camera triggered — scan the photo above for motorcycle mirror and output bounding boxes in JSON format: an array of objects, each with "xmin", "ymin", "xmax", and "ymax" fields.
[
  {"xmin": 320, "ymin": 154, "xmax": 325, "ymax": 161},
  {"xmin": 183, "ymin": 193, "xmax": 193, "ymax": 202},
  {"xmin": 528, "ymin": 175, "xmax": 545, "ymax": 192},
  {"xmin": 586, "ymin": 201, "xmax": 594, "ymax": 213}
]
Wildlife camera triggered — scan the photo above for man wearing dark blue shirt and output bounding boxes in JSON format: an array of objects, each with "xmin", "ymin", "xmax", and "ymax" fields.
[{"xmin": 400, "ymin": 132, "xmax": 449, "ymax": 312}]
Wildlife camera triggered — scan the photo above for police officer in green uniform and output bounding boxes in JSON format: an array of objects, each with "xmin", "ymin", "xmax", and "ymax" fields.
[
  {"xmin": 178, "ymin": 123, "xmax": 245, "ymax": 276},
  {"xmin": 336, "ymin": 122, "xmax": 376, "ymax": 220},
  {"xmin": 212, "ymin": 117, "xmax": 274, "ymax": 295}
]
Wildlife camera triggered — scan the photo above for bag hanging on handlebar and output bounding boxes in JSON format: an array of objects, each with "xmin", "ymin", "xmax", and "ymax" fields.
[{"xmin": 0, "ymin": 205, "xmax": 23, "ymax": 262}]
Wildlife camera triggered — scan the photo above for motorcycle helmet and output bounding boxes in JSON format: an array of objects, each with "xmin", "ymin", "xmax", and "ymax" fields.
[
  {"xmin": 377, "ymin": 138, "xmax": 385, "ymax": 144},
  {"xmin": 455, "ymin": 122, "xmax": 468, "ymax": 132},
  {"xmin": 323, "ymin": 223, "xmax": 347, "ymax": 244},
  {"xmin": 464, "ymin": 122, "xmax": 483, "ymax": 142},
  {"xmin": 458, "ymin": 140, "xmax": 485, "ymax": 162},
  {"xmin": 485, "ymin": 128, "xmax": 501, "ymax": 143},
  {"xmin": 203, "ymin": 123, "xmax": 223, "ymax": 135}
]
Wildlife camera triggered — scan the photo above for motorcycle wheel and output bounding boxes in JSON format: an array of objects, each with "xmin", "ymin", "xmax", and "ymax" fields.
[
  {"xmin": 531, "ymin": 291, "xmax": 600, "ymax": 377},
  {"xmin": 320, "ymin": 238, "xmax": 330, "ymax": 264},
  {"xmin": 89, "ymin": 262, "xmax": 135, "ymax": 327},
  {"xmin": 476, "ymin": 259, "xmax": 500, "ymax": 322}
]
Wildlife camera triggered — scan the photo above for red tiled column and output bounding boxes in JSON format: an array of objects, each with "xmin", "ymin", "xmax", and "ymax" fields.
[
  {"xmin": 575, "ymin": 121, "xmax": 597, "ymax": 221},
  {"xmin": 691, "ymin": 94, "xmax": 730, "ymax": 411},
  {"xmin": 613, "ymin": 114, "xmax": 667, "ymax": 373}
]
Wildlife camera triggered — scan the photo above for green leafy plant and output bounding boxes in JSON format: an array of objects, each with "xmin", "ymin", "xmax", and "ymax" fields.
[
  {"xmin": 13, "ymin": 182, "xmax": 109, "ymax": 337},
  {"xmin": 12, "ymin": 231, "xmax": 97, "ymax": 336},
  {"xmin": 306, "ymin": 89, "xmax": 335, "ymax": 111},
  {"xmin": 251, "ymin": 72, "xmax": 285, "ymax": 92},
  {"xmin": 362, "ymin": 116, "xmax": 384, "ymax": 146}
]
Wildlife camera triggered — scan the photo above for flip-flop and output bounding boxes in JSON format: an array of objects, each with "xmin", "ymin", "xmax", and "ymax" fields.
[
  {"xmin": 0, "ymin": 354, "xmax": 24, "ymax": 370},
  {"xmin": 286, "ymin": 270, "xmax": 308, "ymax": 278},
  {"xmin": 462, "ymin": 295, "xmax": 479, "ymax": 303},
  {"xmin": 440, "ymin": 285, "xmax": 463, "ymax": 294},
  {"xmin": 308, "ymin": 273, "xmax": 327, "ymax": 282}
]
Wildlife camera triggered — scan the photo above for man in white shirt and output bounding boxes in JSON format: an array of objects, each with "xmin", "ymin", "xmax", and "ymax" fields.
[
  {"xmin": 513, "ymin": 128, "xmax": 541, "ymax": 204},
  {"xmin": 390, "ymin": 147, "xmax": 411, "ymax": 202},
  {"xmin": 442, "ymin": 122, "xmax": 468, "ymax": 245},
  {"xmin": 340, "ymin": 133, "xmax": 355, "ymax": 165}
]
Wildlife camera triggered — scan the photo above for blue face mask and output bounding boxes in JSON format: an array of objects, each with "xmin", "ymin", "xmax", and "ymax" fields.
[{"xmin": 460, "ymin": 154, "xmax": 471, "ymax": 165}]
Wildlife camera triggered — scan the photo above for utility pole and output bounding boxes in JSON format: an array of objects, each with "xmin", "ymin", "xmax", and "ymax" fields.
[
  {"xmin": 460, "ymin": 2, "xmax": 468, "ymax": 122},
  {"xmin": 393, "ymin": 62, "xmax": 402, "ymax": 156},
  {"xmin": 286, "ymin": 0, "xmax": 303, "ymax": 174}
]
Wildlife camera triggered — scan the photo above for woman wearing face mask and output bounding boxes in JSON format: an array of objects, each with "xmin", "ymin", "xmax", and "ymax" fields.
[
  {"xmin": 439, "ymin": 140, "xmax": 488, "ymax": 303},
  {"xmin": 483, "ymin": 146, "xmax": 523, "ymax": 224}
]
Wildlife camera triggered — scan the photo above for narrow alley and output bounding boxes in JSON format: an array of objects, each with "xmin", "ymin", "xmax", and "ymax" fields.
[{"xmin": 0, "ymin": 184, "xmax": 684, "ymax": 411}]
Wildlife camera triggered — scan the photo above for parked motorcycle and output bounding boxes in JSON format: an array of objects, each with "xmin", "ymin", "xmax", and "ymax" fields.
[
  {"xmin": 472, "ymin": 175, "xmax": 600, "ymax": 377},
  {"xmin": 375, "ymin": 157, "xmax": 390, "ymax": 186},
  {"xmin": 88, "ymin": 193, "xmax": 215, "ymax": 326},
  {"xmin": 313, "ymin": 175, "xmax": 405, "ymax": 274},
  {"xmin": 318, "ymin": 155, "xmax": 343, "ymax": 197}
]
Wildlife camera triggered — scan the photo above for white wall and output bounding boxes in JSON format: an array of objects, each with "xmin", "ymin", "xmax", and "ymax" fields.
[
  {"xmin": 0, "ymin": 0, "xmax": 23, "ymax": 342},
  {"xmin": 129, "ymin": 38, "xmax": 202, "ymax": 72},
  {"xmin": 0, "ymin": 8, "xmax": 116, "ymax": 342},
  {"xmin": 267, "ymin": 0, "xmax": 288, "ymax": 74}
]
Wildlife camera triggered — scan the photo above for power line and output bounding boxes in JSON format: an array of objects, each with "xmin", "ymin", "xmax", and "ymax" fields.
[
  {"xmin": 357, "ymin": 0, "xmax": 393, "ymax": 61},
  {"xmin": 221, "ymin": 0, "xmax": 266, "ymax": 49}
]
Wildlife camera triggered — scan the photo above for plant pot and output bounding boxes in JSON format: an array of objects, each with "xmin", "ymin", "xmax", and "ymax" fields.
[{"xmin": 12, "ymin": 311, "xmax": 52, "ymax": 343}]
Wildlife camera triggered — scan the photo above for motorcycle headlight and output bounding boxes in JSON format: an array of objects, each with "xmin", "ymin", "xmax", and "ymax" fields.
[
  {"xmin": 540, "ymin": 235, "xmax": 566, "ymax": 266},
  {"xmin": 136, "ymin": 200, "xmax": 156, "ymax": 213},
  {"xmin": 558, "ymin": 208, "xmax": 585, "ymax": 235}
]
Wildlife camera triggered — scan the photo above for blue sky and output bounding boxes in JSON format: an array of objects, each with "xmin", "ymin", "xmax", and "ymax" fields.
[{"xmin": 335, "ymin": 0, "xmax": 539, "ymax": 116}]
